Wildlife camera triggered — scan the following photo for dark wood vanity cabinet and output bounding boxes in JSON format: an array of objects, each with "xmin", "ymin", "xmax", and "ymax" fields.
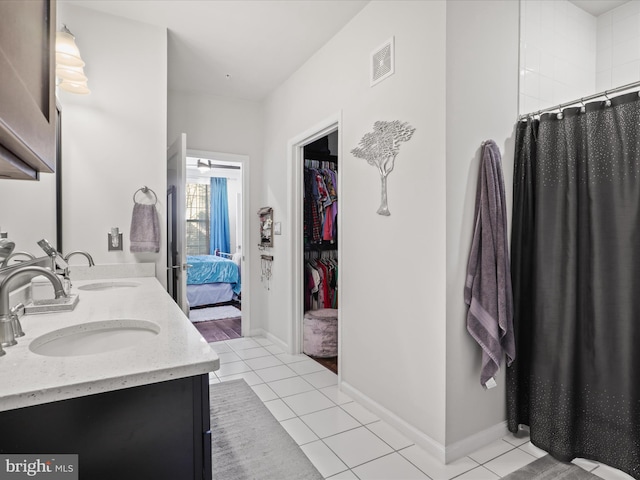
[
  {"xmin": 0, "ymin": 375, "xmax": 212, "ymax": 480},
  {"xmin": 0, "ymin": 0, "xmax": 57, "ymax": 179}
]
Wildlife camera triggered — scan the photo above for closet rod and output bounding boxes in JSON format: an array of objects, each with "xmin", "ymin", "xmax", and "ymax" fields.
[{"xmin": 519, "ymin": 80, "xmax": 640, "ymax": 120}]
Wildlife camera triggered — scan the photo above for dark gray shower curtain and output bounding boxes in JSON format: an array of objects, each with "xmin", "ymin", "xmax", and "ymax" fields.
[{"xmin": 507, "ymin": 92, "xmax": 640, "ymax": 479}]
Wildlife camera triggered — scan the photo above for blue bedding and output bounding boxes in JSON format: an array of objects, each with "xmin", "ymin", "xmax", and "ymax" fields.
[{"xmin": 186, "ymin": 255, "xmax": 241, "ymax": 294}]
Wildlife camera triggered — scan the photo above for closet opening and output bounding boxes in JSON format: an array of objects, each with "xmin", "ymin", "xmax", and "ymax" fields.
[{"xmin": 302, "ymin": 131, "xmax": 339, "ymax": 374}]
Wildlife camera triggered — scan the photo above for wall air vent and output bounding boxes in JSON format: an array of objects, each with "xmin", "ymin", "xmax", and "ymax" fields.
[{"xmin": 370, "ymin": 37, "xmax": 395, "ymax": 87}]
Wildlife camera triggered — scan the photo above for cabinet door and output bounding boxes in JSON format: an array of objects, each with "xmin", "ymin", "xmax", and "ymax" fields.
[{"xmin": 0, "ymin": 375, "xmax": 212, "ymax": 480}]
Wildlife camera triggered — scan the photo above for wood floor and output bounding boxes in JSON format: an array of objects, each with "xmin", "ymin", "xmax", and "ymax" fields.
[
  {"xmin": 308, "ymin": 355, "xmax": 338, "ymax": 375},
  {"xmin": 194, "ymin": 317, "xmax": 242, "ymax": 342}
]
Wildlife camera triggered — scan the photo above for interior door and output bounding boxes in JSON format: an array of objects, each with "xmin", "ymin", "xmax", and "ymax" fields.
[{"xmin": 167, "ymin": 133, "xmax": 188, "ymax": 314}]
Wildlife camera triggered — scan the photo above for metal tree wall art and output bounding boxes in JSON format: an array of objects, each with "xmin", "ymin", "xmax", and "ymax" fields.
[{"xmin": 351, "ymin": 120, "xmax": 416, "ymax": 216}]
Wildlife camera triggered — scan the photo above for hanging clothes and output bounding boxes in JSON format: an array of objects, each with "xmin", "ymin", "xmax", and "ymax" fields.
[
  {"xmin": 304, "ymin": 160, "xmax": 338, "ymax": 247},
  {"xmin": 304, "ymin": 253, "xmax": 338, "ymax": 311},
  {"xmin": 304, "ymin": 156, "xmax": 338, "ymax": 313},
  {"xmin": 508, "ymin": 91, "xmax": 640, "ymax": 479}
]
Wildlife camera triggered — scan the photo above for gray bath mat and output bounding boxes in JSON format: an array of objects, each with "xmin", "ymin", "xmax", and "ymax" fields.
[{"xmin": 503, "ymin": 455, "xmax": 600, "ymax": 480}]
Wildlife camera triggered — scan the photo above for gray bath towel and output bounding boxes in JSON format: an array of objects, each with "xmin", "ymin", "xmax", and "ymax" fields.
[
  {"xmin": 464, "ymin": 140, "xmax": 515, "ymax": 388},
  {"xmin": 130, "ymin": 203, "xmax": 160, "ymax": 253}
]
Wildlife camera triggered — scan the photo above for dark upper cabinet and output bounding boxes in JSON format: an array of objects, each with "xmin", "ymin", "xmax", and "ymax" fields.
[{"xmin": 0, "ymin": 0, "xmax": 57, "ymax": 180}]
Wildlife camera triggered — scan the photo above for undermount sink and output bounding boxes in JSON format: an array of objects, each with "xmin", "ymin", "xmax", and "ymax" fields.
[
  {"xmin": 29, "ymin": 319, "xmax": 160, "ymax": 357},
  {"xmin": 77, "ymin": 281, "xmax": 141, "ymax": 291}
]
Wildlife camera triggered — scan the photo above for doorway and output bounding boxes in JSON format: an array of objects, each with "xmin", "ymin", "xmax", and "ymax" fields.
[
  {"xmin": 167, "ymin": 136, "xmax": 251, "ymax": 343},
  {"xmin": 288, "ymin": 114, "xmax": 341, "ymax": 376},
  {"xmin": 185, "ymin": 151, "xmax": 248, "ymax": 343}
]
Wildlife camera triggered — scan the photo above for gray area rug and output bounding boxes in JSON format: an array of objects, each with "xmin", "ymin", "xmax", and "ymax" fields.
[
  {"xmin": 210, "ymin": 379, "xmax": 323, "ymax": 480},
  {"xmin": 503, "ymin": 455, "xmax": 600, "ymax": 480}
]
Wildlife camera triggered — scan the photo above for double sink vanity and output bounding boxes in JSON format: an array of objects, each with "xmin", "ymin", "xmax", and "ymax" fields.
[{"xmin": 0, "ymin": 262, "xmax": 219, "ymax": 479}]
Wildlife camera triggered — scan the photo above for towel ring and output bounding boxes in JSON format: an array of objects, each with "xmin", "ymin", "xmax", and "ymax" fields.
[{"xmin": 133, "ymin": 186, "xmax": 158, "ymax": 205}]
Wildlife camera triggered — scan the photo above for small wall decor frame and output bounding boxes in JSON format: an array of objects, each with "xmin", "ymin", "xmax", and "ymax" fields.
[{"xmin": 258, "ymin": 207, "xmax": 274, "ymax": 248}]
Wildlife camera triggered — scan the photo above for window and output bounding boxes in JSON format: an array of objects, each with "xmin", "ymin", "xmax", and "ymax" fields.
[{"xmin": 186, "ymin": 183, "xmax": 209, "ymax": 255}]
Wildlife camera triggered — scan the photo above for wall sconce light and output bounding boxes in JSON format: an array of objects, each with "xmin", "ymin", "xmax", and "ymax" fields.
[
  {"xmin": 197, "ymin": 159, "xmax": 211, "ymax": 172},
  {"xmin": 56, "ymin": 25, "xmax": 90, "ymax": 95}
]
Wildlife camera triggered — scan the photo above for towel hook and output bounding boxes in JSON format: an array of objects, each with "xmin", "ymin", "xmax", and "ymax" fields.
[{"xmin": 133, "ymin": 186, "xmax": 158, "ymax": 205}]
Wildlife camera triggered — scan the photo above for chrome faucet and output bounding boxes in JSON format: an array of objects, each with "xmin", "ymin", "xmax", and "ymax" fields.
[
  {"xmin": 62, "ymin": 251, "xmax": 94, "ymax": 288},
  {"xmin": 63, "ymin": 251, "xmax": 95, "ymax": 267},
  {"xmin": 37, "ymin": 239, "xmax": 68, "ymax": 273},
  {"xmin": 1, "ymin": 251, "xmax": 36, "ymax": 267},
  {"xmin": 0, "ymin": 266, "xmax": 66, "ymax": 350}
]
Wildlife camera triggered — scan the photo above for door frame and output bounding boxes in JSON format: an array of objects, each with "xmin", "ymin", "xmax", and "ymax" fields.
[
  {"xmin": 188, "ymin": 149, "xmax": 251, "ymax": 336},
  {"xmin": 167, "ymin": 134, "xmax": 188, "ymax": 314},
  {"xmin": 287, "ymin": 112, "xmax": 342, "ymax": 369}
]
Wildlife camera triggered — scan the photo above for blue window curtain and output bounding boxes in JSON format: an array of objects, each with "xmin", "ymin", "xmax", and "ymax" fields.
[{"xmin": 209, "ymin": 177, "xmax": 230, "ymax": 254}]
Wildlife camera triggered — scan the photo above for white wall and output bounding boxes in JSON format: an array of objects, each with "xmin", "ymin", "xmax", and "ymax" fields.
[
  {"xmin": 168, "ymin": 92, "xmax": 263, "ymax": 159},
  {"xmin": 57, "ymin": 3, "xmax": 167, "ymax": 282},
  {"xmin": 519, "ymin": 0, "xmax": 596, "ymax": 115},
  {"xmin": 520, "ymin": 0, "xmax": 640, "ymax": 115},
  {"xmin": 596, "ymin": 0, "xmax": 640, "ymax": 91},
  {"xmin": 263, "ymin": 0, "xmax": 448, "ymax": 448},
  {"xmin": 445, "ymin": 0, "xmax": 519, "ymax": 452}
]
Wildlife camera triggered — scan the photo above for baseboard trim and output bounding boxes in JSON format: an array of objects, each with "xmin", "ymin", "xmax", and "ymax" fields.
[
  {"xmin": 340, "ymin": 381, "xmax": 508, "ymax": 464},
  {"xmin": 340, "ymin": 381, "xmax": 446, "ymax": 463},
  {"xmin": 445, "ymin": 420, "xmax": 509, "ymax": 463}
]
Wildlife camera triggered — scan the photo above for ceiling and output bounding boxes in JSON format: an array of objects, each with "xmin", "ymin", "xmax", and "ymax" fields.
[
  {"xmin": 569, "ymin": 0, "xmax": 630, "ymax": 16},
  {"xmin": 63, "ymin": 0, "xmax": 369, "ymax": 101}
]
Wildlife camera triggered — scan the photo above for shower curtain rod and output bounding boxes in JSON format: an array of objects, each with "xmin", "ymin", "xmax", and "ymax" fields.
[{"xmin": 519, "ymin": 80, "xmax": 640, "ymax": 120}]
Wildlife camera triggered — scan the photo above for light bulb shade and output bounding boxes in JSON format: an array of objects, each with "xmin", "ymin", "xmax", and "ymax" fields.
[
  {"xmin": 59, "ymin": 80, "xmax": 91, "ymax": 95},
  {"xmin": 56, "ymin": 64, "xmax": 87, "ymax": 83},
  {"xmin": 56, "ymin": 31, "xmax": 85, "ymax": 67}
]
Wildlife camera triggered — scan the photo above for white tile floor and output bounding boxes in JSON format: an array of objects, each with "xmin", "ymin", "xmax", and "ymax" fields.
[{"xmin": 208, "ymin": 336, "xmax": 634, "ymax": 480}]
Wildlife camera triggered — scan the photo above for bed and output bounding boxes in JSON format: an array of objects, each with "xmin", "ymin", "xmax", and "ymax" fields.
[{"xmin": 186, "ymin": 254, "xmax": 241, "ymax": 308}]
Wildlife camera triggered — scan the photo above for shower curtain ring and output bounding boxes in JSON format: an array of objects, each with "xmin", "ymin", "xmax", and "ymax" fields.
[
  {"xmin": 604, "ymin": 91, "xmax": 611, "ymax": 107},
  {"xmin": 580, "ymin": 98, "xmax": 586, "ymax": 113}
]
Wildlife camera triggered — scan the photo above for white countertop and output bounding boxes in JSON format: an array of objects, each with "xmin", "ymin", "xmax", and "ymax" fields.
[{"xmin": 0, "ymin": 275, "xmax": 219, "ymax": 412}]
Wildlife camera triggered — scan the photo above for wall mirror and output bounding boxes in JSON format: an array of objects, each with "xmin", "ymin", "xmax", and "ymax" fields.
[
  {"xmin": 519, "ymin": 0, "xmax": 639, "ymax": 116},
  {"xmin": 0, "ymin": 106, "xmax": 60, "ymax": 273},
  {"xmin": 258, "ymin": 207, "xmax": 273, "ymax": 248}
]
